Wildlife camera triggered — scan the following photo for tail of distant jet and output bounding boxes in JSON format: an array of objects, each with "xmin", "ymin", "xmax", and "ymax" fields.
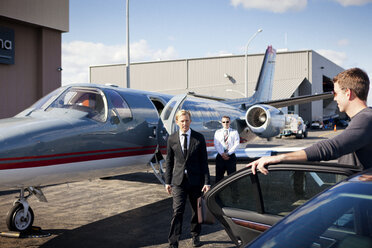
[
  {"xmin": 249, "ymin": 45, "xmax": 276, "ymax": 103},
  {"xmin": 223, "ymin": 46, "xmax": 277, "ymax": 108}
]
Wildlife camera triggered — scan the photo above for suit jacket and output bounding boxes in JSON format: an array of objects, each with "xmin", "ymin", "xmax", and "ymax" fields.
[{"xmin": 165, "ymin": 129, "xmax": 210, "ymax": 186}]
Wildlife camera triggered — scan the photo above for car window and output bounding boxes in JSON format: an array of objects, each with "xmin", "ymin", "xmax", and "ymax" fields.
[
  {"xmin": 248, "ymin": 182, "xmax": 372, "ymax": 248},
  {"xmin": 259, "ymin": 171, "xmax": 348, "ymax": 216},
  {"xmin": 216, "ymin": 170, "xmax": 348, "ymax": 216},
  {"xmin": 217, "ymin": 174, "xmax": 257, "ymax": 211}
]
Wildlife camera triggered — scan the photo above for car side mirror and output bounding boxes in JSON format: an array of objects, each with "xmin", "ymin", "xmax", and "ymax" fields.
[{"xmin": 110, "ymin": 116, "xmax": 120, "ymax": 125}]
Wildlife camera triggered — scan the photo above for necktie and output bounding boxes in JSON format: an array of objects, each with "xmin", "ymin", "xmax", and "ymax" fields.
[
  {"xmin": 223, "ymin": 130, "xmax": 229, "ymax": 152},
  {"xmin": 182, "ymin": 133, "xmax": 188, "ymax": 157}
]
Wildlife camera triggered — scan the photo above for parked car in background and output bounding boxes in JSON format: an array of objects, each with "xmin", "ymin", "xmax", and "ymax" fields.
[
  {"xmin": 311, "ymin": 120, "xmax": 324, "ymax": 129},
  {"xmin": 205, "ymin": 162, "xmax": 362, "ymax": 247},
  {"xmin": 245, "ymin": 168, "xmax": 372, "ymax": 248},
  {"xmin": 278, "ymin": 114, "xmax": 308, "ymax": 139}
]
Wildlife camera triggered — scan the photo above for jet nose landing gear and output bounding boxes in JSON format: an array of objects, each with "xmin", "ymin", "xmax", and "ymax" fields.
[
  {"xmin": 5, "ymin": 187, "xmax": 47, "ymax": 232},
  {"xmin": 6, "ymin": 202, "xmax": 34, "ymax": 232}
]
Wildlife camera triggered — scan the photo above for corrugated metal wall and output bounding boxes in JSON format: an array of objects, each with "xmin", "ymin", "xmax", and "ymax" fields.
[
  {"xmin": 90, "ymin": 50, "xmax": 344, "ymax": 121},
  {"xmin": 91, "ymin": 51, "xmax": 313, "ymax": 99}
]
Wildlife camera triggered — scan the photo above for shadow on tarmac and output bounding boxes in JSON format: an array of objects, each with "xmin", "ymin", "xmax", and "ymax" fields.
[
  {"xmin": 101, "ymin": 172, "xmax": 163, "ymax": 184},
  {"xmin": 39, "ymin": 196, "xmax": 230, "ymax": 248}
]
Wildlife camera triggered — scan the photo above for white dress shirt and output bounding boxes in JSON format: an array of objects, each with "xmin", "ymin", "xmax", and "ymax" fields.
[
  {"xmin": 179, "ymin": 129, "xmax": 191, "ymax": 152},
  {"xmin": 213, "ymin": 128, "xmax": 240, "ymax": 155}
]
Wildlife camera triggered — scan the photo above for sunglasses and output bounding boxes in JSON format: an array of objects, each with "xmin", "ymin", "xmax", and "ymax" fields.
[
  {"xmin": 222, "ymin": 121, "xmax": 230, "ymax": 123},
  {"xmin": 332, "ymin": 88, "xmax": 348, "ymax": 97}
]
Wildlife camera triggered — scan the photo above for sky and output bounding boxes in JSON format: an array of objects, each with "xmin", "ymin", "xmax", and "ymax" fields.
[{"xmin": 62, "ymin": 0, "xmax": 372, "ymax": 106}]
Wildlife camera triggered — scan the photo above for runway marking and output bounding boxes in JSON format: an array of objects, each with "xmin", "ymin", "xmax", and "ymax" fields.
[{"xmin": 317, "ymin": 130, "xmax": 341, "ymax": 137}]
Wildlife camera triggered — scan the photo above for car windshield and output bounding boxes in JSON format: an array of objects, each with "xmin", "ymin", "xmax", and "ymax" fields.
[
  {"xmin": 46, "ymin": 87, "xmax": 108, "ymax": 122},
  {"xmin": 247, "ymin": 180, "xmax": 372, "ymax": 248}
]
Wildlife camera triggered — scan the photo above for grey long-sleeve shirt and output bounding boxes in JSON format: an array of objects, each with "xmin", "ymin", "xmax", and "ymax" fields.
[{"xmin": 304, "ymin": 107, "xmax": 372, "ymax": 170}]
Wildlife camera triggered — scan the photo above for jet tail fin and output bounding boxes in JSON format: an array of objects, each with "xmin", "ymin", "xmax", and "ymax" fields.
[{"xmin": 250, "ymin": 45, "xmax": 276, "ymax": 103}]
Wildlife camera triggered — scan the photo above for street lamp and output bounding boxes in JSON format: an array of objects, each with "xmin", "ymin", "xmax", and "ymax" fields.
[{"xmin": 244, "ymin": 28, "xmax": 263, "ymax": 97}]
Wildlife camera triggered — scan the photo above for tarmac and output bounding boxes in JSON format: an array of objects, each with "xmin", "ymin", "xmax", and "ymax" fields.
[{"xmin": 0, "ymin": 129, "xmax": 341, "ymax": 248}]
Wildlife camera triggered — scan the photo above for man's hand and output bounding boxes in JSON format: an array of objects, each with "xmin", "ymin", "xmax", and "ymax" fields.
[
  {"xmin": 165, "ymin": 184, "xmax": 172, "ymax": 195},
  {"xmin": 202, "ymin": 185, "xmax": 211, "ymax": 193},
  {"xmin": 222, "ymin": 153, "xmax": 230, "ymax": 160},
  {"xmin": 246, "ymin": 155, "xmax": 282, "ymax": 175},
  {"xmin": 247, "ymin": 150, "xmax": 307, "ymax": 175}
]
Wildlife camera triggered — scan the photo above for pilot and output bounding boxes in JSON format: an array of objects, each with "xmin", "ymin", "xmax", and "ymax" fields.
[
  {"xmin": 247, "ymin": 67, "xmax": 372, "ymax": 174},
  {"xmin": 213, "ymin": 116, "xmax": 240, "ymax": 183},
  {"xmin": 165, "ymin": 110, "xmax": 211, "ymax": 248}
]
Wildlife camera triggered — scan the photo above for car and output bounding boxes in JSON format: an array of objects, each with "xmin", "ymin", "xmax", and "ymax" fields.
[
  {"xmin": 278, "ymin": 114, "xmax": 308, "ymax": 139},
  {"xmin": 311, "ymin": 120, "xmax": 324, "ymax": 129},
  {"xmin": 205, "ymin": 162, "xmax": 362, "ymax": 247},
  {"xmin": 245, "ymin": 168, "xmax": 372, "ymax": 248}
]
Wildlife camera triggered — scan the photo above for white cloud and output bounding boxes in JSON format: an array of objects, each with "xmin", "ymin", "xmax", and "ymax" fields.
[
  {"xmin": 316, "ymin": 49, "xmax": 347, "ymax": 67},
  {"xmin": 62, "ymin": 40, "xmax": 178, "ymax": 85},
  {"xmin": 230, "ymin": 0, "xmax": 307, "ymax": 13},
  {"xmin": 153, "ymin": 46, "xmax": 178, "ymax": 61},
  {"xmin": 337, "ymin": 39, "xmax": 350, "ymax": 46},
  {"xmin": 333, "ymin": 0, "xmax": 372, "ymax": 6}
]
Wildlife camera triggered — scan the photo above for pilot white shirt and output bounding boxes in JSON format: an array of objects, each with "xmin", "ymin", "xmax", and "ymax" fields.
[{"xmin": 214, "ymin": 127, "xmax": 240, "ymax": 156}]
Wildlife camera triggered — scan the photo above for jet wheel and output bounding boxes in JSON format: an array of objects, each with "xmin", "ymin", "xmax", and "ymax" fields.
[{"xmin": 6, "ymin": 203, "xmax": 34, "ymax": 232}]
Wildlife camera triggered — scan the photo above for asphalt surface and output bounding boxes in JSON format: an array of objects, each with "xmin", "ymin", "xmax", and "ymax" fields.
[{"xmin": 0, "ymin": 129, "xmax": 341, "ymax": 248}]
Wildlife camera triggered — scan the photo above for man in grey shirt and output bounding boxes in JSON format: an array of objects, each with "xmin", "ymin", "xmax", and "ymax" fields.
[{"xmin": 247, "ymin": 67, "xmax": 372, "ymax": 174}]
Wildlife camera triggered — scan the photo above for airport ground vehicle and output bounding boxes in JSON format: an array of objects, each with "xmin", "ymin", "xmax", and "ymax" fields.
[
  {"xmin": 278, "ymin": 114, "xmax": 307, "ymax": 139},
  {"xmin": 205, "ymin": 162, "xmax": 362, "ymax": 247}
]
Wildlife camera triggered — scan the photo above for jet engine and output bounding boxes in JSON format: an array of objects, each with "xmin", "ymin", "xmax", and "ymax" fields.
[{"xmin": 245, "ymin": 104, "xmax": 285, "ymax": 139}]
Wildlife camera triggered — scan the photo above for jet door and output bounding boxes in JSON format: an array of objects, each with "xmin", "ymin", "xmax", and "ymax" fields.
[
  {"xmin": 160, "ymin": 94, "xmax": 187, "ymax": 135},
  {"xmin": 205, "ymin": 163, "xmax": 360, "ymax": 247}
]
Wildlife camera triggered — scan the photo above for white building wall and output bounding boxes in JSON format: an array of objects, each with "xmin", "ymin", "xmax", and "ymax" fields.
[
  {"xmin": 90, "ymin": 64, "xmax": 126, "ymax": 86},
  {"xmin": 311, "ymin": 51, "xmax": 344, "ymax": 121},
  {"xmin": 273, "ymin": 51, "xmax": 309, "ymax": 100},
  {"xmin": 90, "ymin": 50, "xmax": 343, "ymax": 122}
]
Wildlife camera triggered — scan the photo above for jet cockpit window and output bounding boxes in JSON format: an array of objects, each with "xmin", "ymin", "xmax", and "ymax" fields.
[
  {"xmin": 30, "ymin": 87, "xmax": 66, "ymax": 110},
  {"xmin": 47, "ymin": 87, "xmax": 108, "ymax": 122},
  {"xmin": 106, "ymin": 90, "xmax": 132, "ymax": 121}
]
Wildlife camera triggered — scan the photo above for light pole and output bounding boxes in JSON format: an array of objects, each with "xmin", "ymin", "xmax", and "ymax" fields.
[
  {"xmin": 126, "ymin": 0, "xmax": 130, "ymax": 88},
  {"xmin": 244, "ymin": 28, "xmax": 263, "ymax": 97}
]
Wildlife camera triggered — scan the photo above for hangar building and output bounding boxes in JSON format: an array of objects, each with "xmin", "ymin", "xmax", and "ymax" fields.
[
  {"xmin": 0, "ymin": 0, "xmax": 68, "ymax": 118},
  {"xmin": 90, "ymin": 49, "xmax": 344, "ymax": 123}
]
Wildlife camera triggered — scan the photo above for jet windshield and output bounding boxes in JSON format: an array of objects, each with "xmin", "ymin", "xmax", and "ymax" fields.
[{"xmin": 47, "ymin": 87, "xmax": 108, "ymax": 122}]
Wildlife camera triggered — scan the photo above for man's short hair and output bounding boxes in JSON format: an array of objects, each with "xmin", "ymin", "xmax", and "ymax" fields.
[
  {"xmin": 175, "ymin": 109, "xmax": 192, "ymax": 121},
  {"xmin": 333, "ymin": 67, "xmax": 370, "ymax": 101},
  {"xmin": 221, "ymin": 116, "xmax": 230, "ymax": 120}
]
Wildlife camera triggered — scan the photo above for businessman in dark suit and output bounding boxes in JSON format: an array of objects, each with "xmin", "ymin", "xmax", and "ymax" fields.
[{"xmin": 165, "ymin": 110, "xmax": 211, "ymax": 248}]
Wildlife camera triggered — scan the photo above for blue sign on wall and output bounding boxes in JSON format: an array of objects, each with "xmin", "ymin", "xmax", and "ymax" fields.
[{"xmin": 0, "ymin": 27, "xmax": 15, "ymax": 65}]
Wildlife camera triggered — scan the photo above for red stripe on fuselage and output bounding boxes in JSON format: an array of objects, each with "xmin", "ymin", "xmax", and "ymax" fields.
[{"xmin": 0, "ymin": 146, "xmax": 156, "ymax": 170}]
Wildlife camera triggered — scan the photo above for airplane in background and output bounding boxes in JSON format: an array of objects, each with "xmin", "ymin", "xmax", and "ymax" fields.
[{"xmin": 0, "ymin": 46, "xmax": 332, "ymax": 232}]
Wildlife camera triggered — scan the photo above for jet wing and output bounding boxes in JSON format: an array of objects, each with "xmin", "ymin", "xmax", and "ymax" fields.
[
  {"xmin": 263, "ymin": 92, "xmax": 333, "ymax": 109},
  {"xmin": 224, "ymin": 92, "xmax": 333, "ymax": 110}
]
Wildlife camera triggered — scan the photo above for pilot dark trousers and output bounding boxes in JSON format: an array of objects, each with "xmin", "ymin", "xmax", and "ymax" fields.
[
  {"xmin": 168, "ymin": 176, "xmax": 202, "ymax": 245},
  {"xmin": 215, "ymin": 153, "xmax": 237, "ymax": 183}
]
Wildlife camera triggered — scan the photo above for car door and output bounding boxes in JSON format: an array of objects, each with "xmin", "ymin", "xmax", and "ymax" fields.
[{"xmin": 205, "ymin": 162, "xmax": 361, "ymax": 247}]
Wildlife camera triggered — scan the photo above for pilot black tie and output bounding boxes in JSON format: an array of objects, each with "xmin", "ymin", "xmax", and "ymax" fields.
[{"xmin": 182, "ymin": 133, "xmax": 188, "ymax": 157}]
